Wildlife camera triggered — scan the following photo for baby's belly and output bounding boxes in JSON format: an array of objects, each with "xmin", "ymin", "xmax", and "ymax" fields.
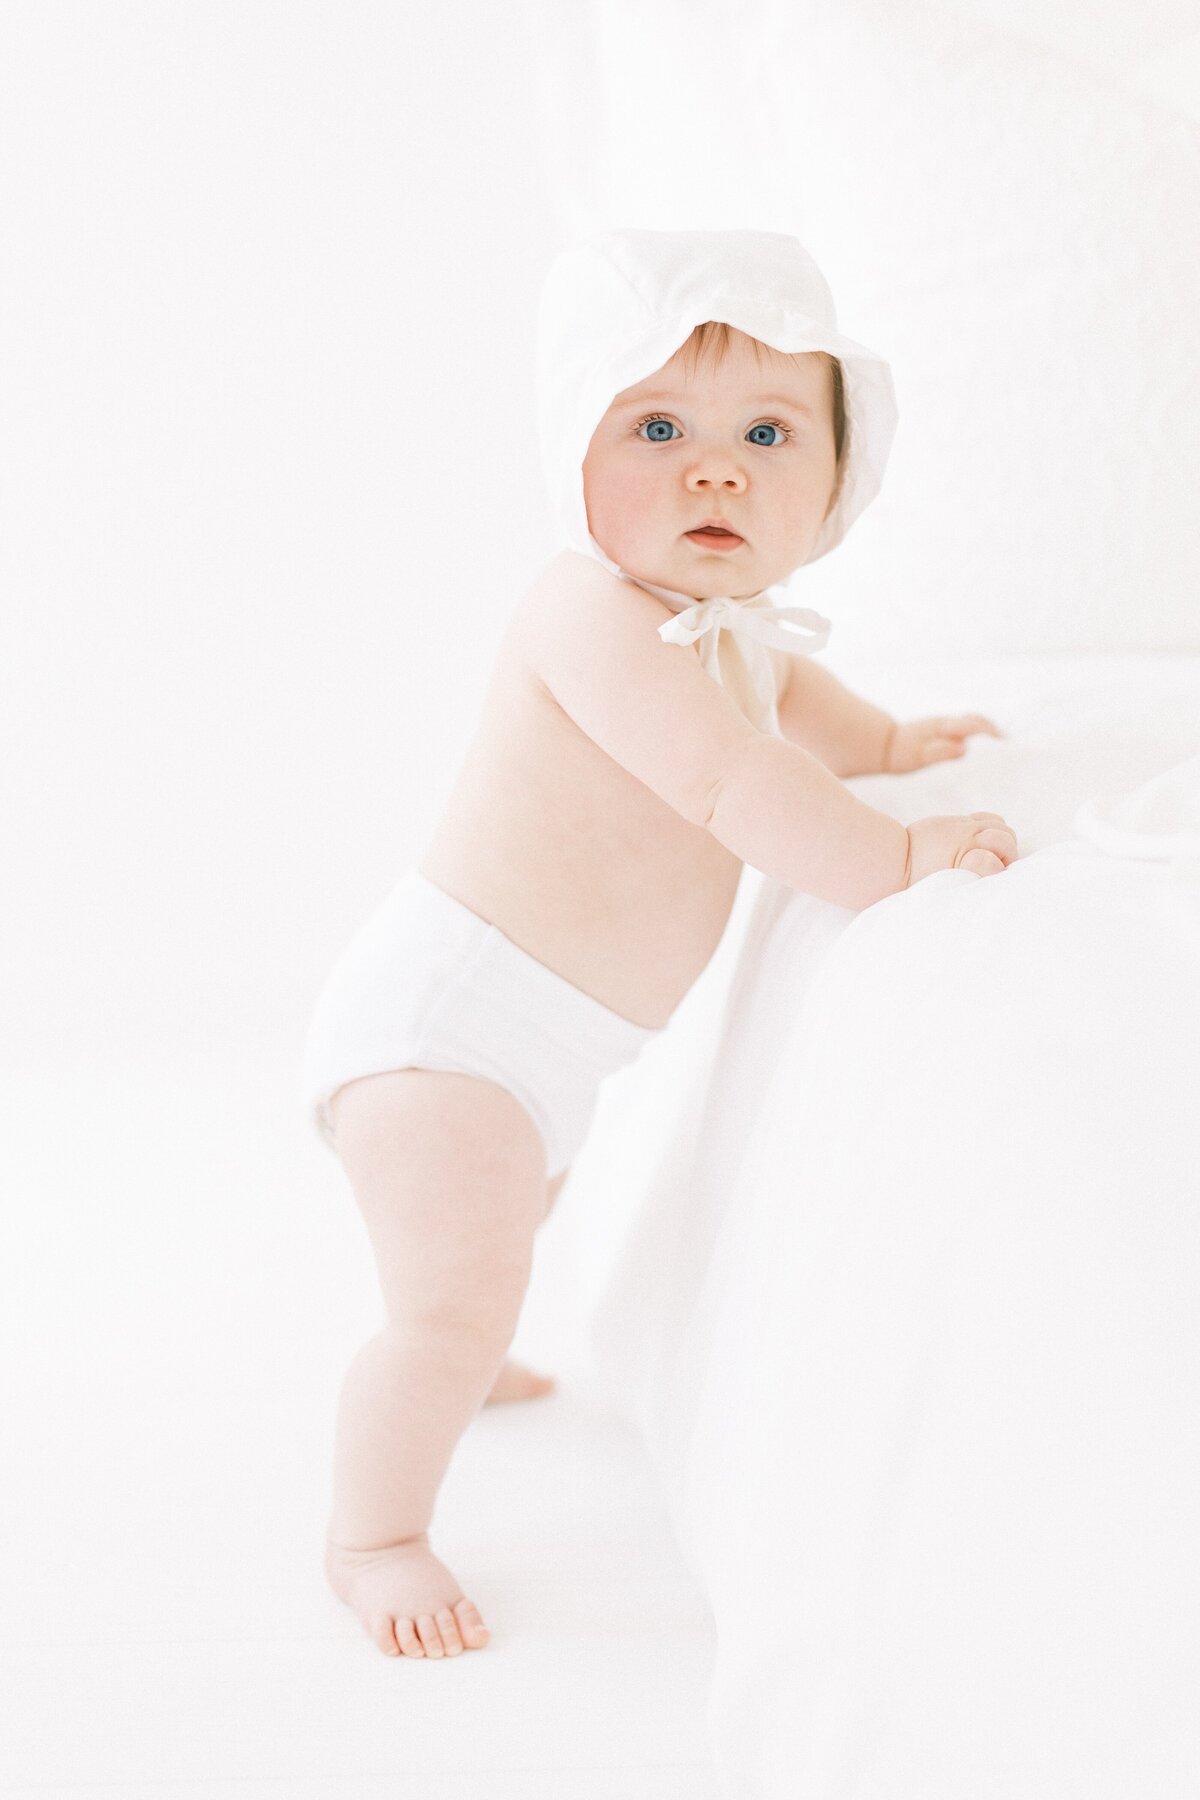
[
  {"xmin": 414, "ymin": 634, "xmax": 747, "ymax": 1028},
  {"xmin": 418, "ymin": 808, "xmax": 743, "ymax": 1031}
]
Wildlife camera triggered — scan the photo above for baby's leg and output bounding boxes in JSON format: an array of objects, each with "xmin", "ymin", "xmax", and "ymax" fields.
[
  {"xmin": 483, "ymin": 1160, "xmax": 570, "ymax": 1404},
  {"xmin": 324, "ymin": 1067, "xmax": 547, "ymax": 1659}
]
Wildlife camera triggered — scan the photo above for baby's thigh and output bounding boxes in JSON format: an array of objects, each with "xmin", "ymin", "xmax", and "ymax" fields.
[{"xmin": 328, "ymin": 1069, "xmax": 547, "ymax": 1321}]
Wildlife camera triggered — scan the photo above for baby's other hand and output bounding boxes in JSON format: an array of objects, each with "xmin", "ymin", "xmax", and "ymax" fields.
[
  {"xmin": 884, "ymin": 713, "xmax": 1005, "ymax": 773},
  {"xmin": 904, "ymin": 812, "xmax": 1019, "ymax": 886}
]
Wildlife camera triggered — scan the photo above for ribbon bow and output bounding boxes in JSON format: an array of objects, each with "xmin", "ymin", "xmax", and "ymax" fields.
[{"xmin": 656, "ymin": 590, "xmax": 832, "ymax": 734}]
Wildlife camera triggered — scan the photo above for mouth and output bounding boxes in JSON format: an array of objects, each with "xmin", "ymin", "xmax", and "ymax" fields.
[{"xmin": 685, "ymin": 522, "xmax": 746, "ymax": 551}]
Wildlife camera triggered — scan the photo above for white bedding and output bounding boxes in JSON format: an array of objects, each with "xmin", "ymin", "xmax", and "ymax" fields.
[{"xmin": 587, "ymin": 652, "xmax": 1200, "ymax": 1799}]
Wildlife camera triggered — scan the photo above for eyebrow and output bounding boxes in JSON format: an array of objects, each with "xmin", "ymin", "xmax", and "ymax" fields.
[{"xmin": 620, "ymin": 390, "xmax": 819, "ymax": 417}]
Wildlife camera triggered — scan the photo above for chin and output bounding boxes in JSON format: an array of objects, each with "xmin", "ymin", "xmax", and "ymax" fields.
[{"xmin": 682, "ymin": 555, "xmax": 776, "ymax": 598}]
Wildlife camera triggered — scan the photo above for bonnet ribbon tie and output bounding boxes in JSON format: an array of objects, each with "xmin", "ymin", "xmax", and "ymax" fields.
[
  {"xmin": 657, "ymin": 593, "xmax": 831, "ymax": 656},
  {"xmin": 656, "ymin": 592, "xmax": 832, "ymax": 734}
]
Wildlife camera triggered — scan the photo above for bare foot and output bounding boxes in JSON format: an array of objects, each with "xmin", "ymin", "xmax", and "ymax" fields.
[
  {"xmin": 325, "ymin": 1533, "xmax": 490, "ymax": 1659},
  {"xmin": 484, "ymin": 1357, "xmax": 556, "ymax": 1405}
]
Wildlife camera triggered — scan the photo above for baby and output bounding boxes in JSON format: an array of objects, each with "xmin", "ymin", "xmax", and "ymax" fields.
[{"xmin": 301, "ymin": 228, "xmax": 1018, "ymax": 1661}]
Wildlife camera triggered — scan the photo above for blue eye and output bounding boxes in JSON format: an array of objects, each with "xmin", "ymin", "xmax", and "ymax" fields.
[
  {"xmin": 632, "ymin": 412, "xmax": 795, "ymax": 446},
  {"xmin": 746, "ymin": 421, "xmax": 791, "ymax": 447},
  {"xmin": 635, "ymin": 414, "xmax": 680, "ymax": 442}
]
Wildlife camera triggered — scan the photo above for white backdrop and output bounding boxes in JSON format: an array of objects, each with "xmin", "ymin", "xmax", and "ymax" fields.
[
  {"xmin": 8, "ymin": 0, "xmax": 1200, "ymax": 1085},
  {"xmin": 2, "ymin": 0, "xmax": 565, "ymax": 1073},
  {"xmin": 4, "ymin": 5, "xmax": 1199, "ymax": 1791},
  {"xmin": 528, "ymin": 0, "xmax": 1200, "ymax": 659}
]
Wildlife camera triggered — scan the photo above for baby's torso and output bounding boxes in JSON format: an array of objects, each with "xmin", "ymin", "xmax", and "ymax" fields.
[{"xmin": 417, "ymin": 565, "xmax": 745, "ymax": 1030}]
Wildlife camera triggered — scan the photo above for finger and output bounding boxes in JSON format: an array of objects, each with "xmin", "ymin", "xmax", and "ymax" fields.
[
  {"xmin": 955, "ymin": 714, "xmax": 1005, "ymax": 736},
  {"xmin": 958, "ymin": 848, "xmax": 1004, "ymax": 876},
  {"xmin": 975, "ymin": 826, "xmax": 1019, "ymax": 863},
  {"xmin": 922, "ymin": 737, "xmax": 966, "ymax": 762},
  {"xmin": 940, "ymin": 725, "xmax": 1006, "ymax": 752}
]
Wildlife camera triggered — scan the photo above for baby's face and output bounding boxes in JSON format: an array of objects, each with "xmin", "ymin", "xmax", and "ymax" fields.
[{"xmin": 582, "ymin": 327, "xmax": 839, "ymax": 597}]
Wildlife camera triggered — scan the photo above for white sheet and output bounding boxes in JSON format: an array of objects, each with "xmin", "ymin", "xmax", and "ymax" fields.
[{"xmin": 587, "ymin": 652, "xmax": 1200, "ymax": 1798}]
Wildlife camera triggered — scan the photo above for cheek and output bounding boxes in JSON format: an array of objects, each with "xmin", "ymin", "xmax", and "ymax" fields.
[
  {"xmin": 587, "ymin": 457, "xmax": 661, "ymax": 538},
  {"xmin": 616, "ymin": 469, "xmax": 664, "ymax": 534},
  {"xmin": 781, "ymin": 463, "xmax": 834, "ymax": 526}
]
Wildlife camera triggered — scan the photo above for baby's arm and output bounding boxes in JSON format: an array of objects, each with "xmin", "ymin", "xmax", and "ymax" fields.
[
  {"xmin": 775, "ymin": 655, "xmax": 896, "ymax": 778},
  {"xmin": 520, "ymin": 556, "xmax": 909, "ymax": 911},
  {"xmin": 778, "ymin": 656, "xmax": 1006, "ymax": 776}
]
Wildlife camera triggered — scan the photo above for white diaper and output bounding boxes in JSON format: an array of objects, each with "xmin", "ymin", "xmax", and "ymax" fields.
[{"xmin": 300, "ymin": 869, "xmax": 662, "ymax": 1180}]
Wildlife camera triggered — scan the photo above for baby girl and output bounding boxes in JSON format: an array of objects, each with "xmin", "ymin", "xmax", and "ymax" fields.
[{"xmin": 301, "ymin": 227, "xmax": 1019, "ymax": 1661}]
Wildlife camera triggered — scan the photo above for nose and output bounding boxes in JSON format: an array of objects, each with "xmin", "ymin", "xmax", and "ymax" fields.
[{"xmin": 685, "ymin": 456, "xmax": 747, "ymax": 493}]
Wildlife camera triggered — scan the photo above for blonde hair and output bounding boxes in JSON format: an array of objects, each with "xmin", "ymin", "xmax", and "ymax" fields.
[{"xmin": 677, "ymin": 319, "xmax": 846, "ymax": 469}]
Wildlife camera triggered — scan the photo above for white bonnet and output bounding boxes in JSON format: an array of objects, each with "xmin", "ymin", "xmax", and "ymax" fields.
[{"xmin": 535, "ymin": 226, "xmax": 899, "ymax": 580}]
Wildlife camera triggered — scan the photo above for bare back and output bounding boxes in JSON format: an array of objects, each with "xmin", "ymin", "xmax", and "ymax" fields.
[{"xmin": 418, "ymin": 552, "xmax": 745, "ymax": 1029}]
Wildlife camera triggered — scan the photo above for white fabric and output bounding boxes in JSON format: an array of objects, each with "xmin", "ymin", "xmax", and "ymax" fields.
[
  {"xmin": 530, "ymin": 6, "xmax": 1200, "ymax": 656},
  {"xmin": 534, "ymin": 226, "xmax": 897, "ymax": 732},
  {"xmin": 1076, "ymin": 752, "xmax": 1200, "ymax": 926},
  {"xmin": 299, "ymin": 869, "xmax": 659, "ymax": 1182},
  {"xmin": 740, "ymin": 0, "xmax": 1200, "ymax": 659},
  {"xmin": 646, "ymin": 580, "xmax": 831, "ymax": 738},
  {"xmin": 585, "ymin": 652, "xmax": 1200, "ymax": 1798}
]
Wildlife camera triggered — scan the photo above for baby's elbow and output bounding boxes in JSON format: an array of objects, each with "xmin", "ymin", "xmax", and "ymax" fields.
[
  {"xmin": 688, "ymin": 771, "xmax": 724, "ymax": 832},
  {"xmin": 690, "ymin": 735, "xmax": 763, "ymax": 833},
  {"xmin": 661, "ymin": 770, "xmax": 719, "ymax": 831}
]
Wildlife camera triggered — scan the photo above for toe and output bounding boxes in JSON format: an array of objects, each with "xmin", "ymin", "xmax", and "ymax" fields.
[
  {"xmin": 394, "ymin": 1616, "xmax": 424, "ymax": 1658},
  {"xmin": 415, "ymin": 1613, "xmax": 444, "ymax": 1657},
  {"xmin": 436, "ymin": 1607, "xmax": 464, "ymax": 1655},
  {"xmin": 454, "ymin": 1597, "xmax": 490, "ymax": 1648},
  {"xmin": 370, "ymin": 1614, "xmax": 400, "ymax": 1657}
]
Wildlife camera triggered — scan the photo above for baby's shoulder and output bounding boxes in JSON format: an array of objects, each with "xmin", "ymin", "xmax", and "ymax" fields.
[
  {"xmin": 523, "ymin": 548, "xmax": 667, "ymax": 606},
  {"xmin": 510, "ymin": 551, "xmax": 673, "ymax": 660}
]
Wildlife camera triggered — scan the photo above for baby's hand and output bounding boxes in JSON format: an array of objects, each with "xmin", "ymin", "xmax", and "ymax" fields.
[
  {"xmin": 884, "ymin": 714, "xmax": 1004, "ymax": 773},
  {"xmin": 904, "ymin": 812, "xmax": 1019, "ymax": 886}
]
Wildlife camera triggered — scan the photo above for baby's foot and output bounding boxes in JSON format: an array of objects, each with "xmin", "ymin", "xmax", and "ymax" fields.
[
  {"xmin": 484, "ymin": 1357, "xmax": 556, "ymax": 1405},
  {"xmin": 325, "ymin": 1533, "xmax": 490, "ymax": 1659}
]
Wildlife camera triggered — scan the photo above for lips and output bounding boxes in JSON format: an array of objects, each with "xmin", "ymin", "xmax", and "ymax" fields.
[{"xmin": 686, "ymin": 523, "xmax": 745, "ymax": 548}]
